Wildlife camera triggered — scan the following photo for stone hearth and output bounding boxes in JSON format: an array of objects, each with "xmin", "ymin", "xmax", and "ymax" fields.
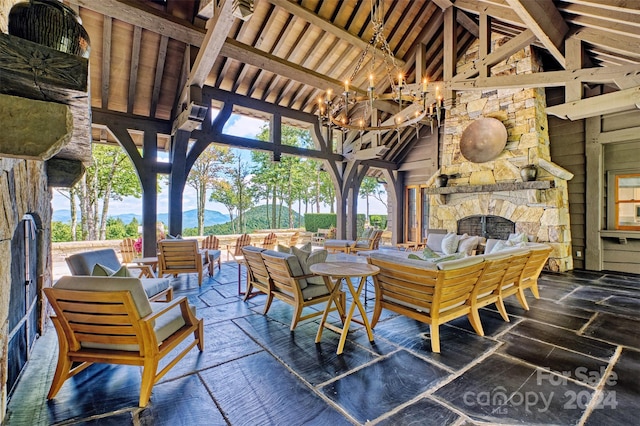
[{"xmin": 427, "ymin": 35, "xmax": 573, "ymax": 272}]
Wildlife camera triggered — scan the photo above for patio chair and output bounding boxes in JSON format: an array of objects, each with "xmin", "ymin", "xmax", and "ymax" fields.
[
  {"xmin": 350, "ymin": 229, "xmax": 384, "ymax": 253},
  {"xmin": 43, "ymin": 275, "xmax": 204, "ymax": 407},
  {"xmin": 260, "ymin": 250, "xmax": 337, "ymax": 330},
  {"xmin": 241, "ymin": 246, "xmax": 273, "ymax": 307},
  {"xmin": 261, "ymin": 232, "xmax": 278, "ymax": 250},
  {"xmin": 201, "ymin": 235, "xmax": 222, "ymax": 276},
  {"xmin": 157, "ymin": 239, "xmax": 209, "ymax": 286},
  {"xmin": 227, "ymin": 234, "xmax": 252, "ymax": 294},
  {"xmin": 65, "ymin": 249, "xmax": 172, "ymax": 302},
  {"xmin": 288, "ymin": 231, "xmax": 300, "ymax": 247},
  {"xmin": 120, "ymin": 237, "xmax": 138, "ymax": 263}
]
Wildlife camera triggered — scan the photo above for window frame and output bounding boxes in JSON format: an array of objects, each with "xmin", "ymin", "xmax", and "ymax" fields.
[{"xmin": 607, "ymin": 170, "xmax": 640, "ymax": 231}]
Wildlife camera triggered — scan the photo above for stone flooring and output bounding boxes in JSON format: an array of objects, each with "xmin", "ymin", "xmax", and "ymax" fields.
[{"xmin": 4, "ymin": 261, "xmax": 640, "ymax": 425}]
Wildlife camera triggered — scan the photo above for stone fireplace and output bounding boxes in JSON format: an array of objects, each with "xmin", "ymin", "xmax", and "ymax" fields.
[{"xmin": 427, "ymin": 35, "xmax": 573, "ymax": 272}]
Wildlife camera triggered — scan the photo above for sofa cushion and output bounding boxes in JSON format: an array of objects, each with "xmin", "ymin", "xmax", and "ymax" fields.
[
  {"xmin": 441, "ymin": 232, "xmax": 462, "ymax": 255},
  {"xmin": 92, "ymin": 263, "xmax": 132, "ymax": 277},
  {"xmin": 207, "ymin": 249, "xmax": 221, "ymax": 263},
  {"xmin": 291, "ymin": 246, "xmax": 328, "ymax": 285},
  {"xmin": 369, "ymin": 252, "xmax": 437, "ymax": 271},
  {"xmin": 436, "ymin": 255, "xmax": 484, "ymax": 271},
  {"xmin": 422, "ymin": 246, "xmax": 440, "ymax": 259},
  {"xmin": 508, "ymin": 232, "xmax": 529, "ymax": 244},
  {"xmin": 324, "ymin": 239, "xmax": 354, "ymax": 248},
  {"xmin": 66, "ymin": 249, "xmax": 122, "ymax": 276},
  {"xmin": 426, "ymin": 233, "xmax": 447, "ymax": 252},
  {"xmin": 457, "ymin": 235, "xmax": 480, "ymax": 256},
  {"xmin": 140, "ymin": 278, "xmax": 171, "ymax": 300},
  {"xmin": 262, "ymin": 249, "xmax": 308, "ymax": 289},
  {"xmin": 55, "ymin": 276, "xmax": 152, "ymax": 318}
]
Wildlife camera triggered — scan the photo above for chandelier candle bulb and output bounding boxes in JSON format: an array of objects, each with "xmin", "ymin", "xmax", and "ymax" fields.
[
  {"xmin": 344, "ymin": 80, "xmax": 349, "ymax": 92},
  {"xmin": 423, "ymin": 78, "xmax": 428, "ymax": 92}
]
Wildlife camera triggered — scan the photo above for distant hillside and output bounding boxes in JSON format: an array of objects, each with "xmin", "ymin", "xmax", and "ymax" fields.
[
  {"xmin": 195, "ymin": 205, "xmax": 303, "ymax": 236},
  {"xmin": 53, "ymin": 209, "xmax": 230, "ymax": 229}
]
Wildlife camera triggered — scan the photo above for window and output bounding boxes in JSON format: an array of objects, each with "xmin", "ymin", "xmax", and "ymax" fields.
[
  {"xmin": 404, "ymin": 185, "xmax": 430, "ymax": 243},
  {"xmin": 612, "ymin": 173, "xmax": 640, "ymax": 230}
]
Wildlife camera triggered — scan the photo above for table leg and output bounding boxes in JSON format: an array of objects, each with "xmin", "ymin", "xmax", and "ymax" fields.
[
  {"xmin": 335, "ymin": 276, "xmax": 374, "ymax": 354},
  {"xmin": 315, "ymin": 276, "xmax": 344, "ymax": 344}
]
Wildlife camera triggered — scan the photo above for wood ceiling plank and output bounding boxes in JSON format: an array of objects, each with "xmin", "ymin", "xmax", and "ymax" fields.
[
  {"xmin": 574, "ymin": 27, "xmax": 640, "ymax": 58},
  {"xmin": 558, "ymin": 1, "xmax": 640, "ymax": 26},
  {"xmin": 267, "ymin": 0, "xmax": 404, "ymax": 67}
]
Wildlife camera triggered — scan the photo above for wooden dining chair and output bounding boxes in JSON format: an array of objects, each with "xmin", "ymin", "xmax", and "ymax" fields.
[
  {"xmin": 157, "ymin": 239, "xmax": 209, "ymax": 286},
  {"xmin": 241, "ymin": 246, "xmax": 273, "ymax": 306},
  {"xmin": 43, "ymin": 276, "xmax": 204, "ymax": 407}
]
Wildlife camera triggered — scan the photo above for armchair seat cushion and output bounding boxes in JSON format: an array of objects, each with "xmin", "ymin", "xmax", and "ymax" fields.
[
  {"xmin": 207, "ymin": 249, "xmax": 221, "ymax": 263},
  {"xmin": 301, "ymin": 282, "xmax": 331, "ymax": 299},
  {"xmin": 324, "ymin": 239, "xmax": 354, "ymax": 248},
  {"xmin": 90, "ymin": 262, "xmax": 170, "ymax": 300}
]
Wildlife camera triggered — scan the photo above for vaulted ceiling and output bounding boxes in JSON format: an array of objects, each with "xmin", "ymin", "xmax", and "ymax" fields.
[{"xmin": 68, "ymin": 0, "xmax": 640, "ymax": 162}]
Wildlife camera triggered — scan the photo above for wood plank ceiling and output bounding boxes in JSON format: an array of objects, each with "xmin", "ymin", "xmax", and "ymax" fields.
[{"xmin": 67, "ymin": 0, "xmax": 640, "ymax": 162}]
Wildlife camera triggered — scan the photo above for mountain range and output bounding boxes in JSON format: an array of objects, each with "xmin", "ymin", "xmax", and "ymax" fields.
[{"xmin": 52, "ymin": 209, "xmax": 230, "ymax": 229}]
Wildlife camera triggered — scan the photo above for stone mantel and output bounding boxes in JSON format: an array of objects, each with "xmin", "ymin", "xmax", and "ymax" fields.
[
  {"xmin": 0, "ymin": 32, "xmax": 91, "ymax": 164},
  {"xmin": 424, "ymin": 180, "xmax": 554, "ymax": 195}
]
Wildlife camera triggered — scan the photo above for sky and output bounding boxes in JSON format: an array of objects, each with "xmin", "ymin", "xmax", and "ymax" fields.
[{"xmin": 51, "ymin": 113, "xmax": 387, "ymax": 218}]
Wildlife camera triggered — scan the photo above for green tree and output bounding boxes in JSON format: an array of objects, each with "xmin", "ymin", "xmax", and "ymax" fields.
[
  {"xmin": 125, "ymin": 217, "xmax": 140, "ymax": 237},
  {"xmin": 187, "ymin": 145, "xmax": 233, "ymax": 236},
  {"xmin": 105, "ymin": 217, "xmax": 127, "ymax": 240},
  {"xmin": 73, "ymin": 144, "xmax": 142, "ymax": 240},
  {"xmin": 51, "ymin": 221, "xmax": 72, "ymax": 242},
  {"xmin": 360, "ymin": 176, "xmax": 384, "ymax": 222}
]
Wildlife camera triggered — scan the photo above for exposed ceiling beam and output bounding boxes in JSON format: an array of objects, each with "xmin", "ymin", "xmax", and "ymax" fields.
[
  {"xmin": 573, "ymin": 27, "xmax": 640, "ymax": 58},
  {"xmin": 127, "ymin": 25, "xmax": 142, "ymax": 114},
  {"xmin": 453, "ymin": 29, "xmax": 537, "ymax": 81},
  {"xmin": 150, "ymin": 35, "xmax": 169, "ymax": 118},
  {"xmin": 454, "ymin": 0, "xmax": 524, "ymax": 26},
  {"xmin": 449, "ymin": 64, "xmax": 640, "ymax": 90},
  {"xmin": 504, "ymin": 0, "xmax": 569, "ymax": 68},
  {"xmin": 101, "ymin": 16, "xmax": 111, "ymax": 110},
  {"xmin": 546, "ymin": 85, "xmax": 640, "ymax": 120}
]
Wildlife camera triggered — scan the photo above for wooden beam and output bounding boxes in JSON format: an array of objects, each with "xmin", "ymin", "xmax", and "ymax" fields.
[
  {"xmin": 573, "ymin": 27, "xmax": 640, "ymax": 58},
  {"xmin": 456, "ymin": 10, "xmax": 479, "ymax": 38},
  {"xmin": 150, "ymin": 35, "xmax": 169, "ymax": 118},
  {"xmin": 453, "ymin": 29, "xmax": 537, "ymax": 81},
  {"xmin": 449, "ymin": 64, "xmax": 640, "ymax": 90},
  {"xmin": 505, "ymin": 0, "xmax": 568, "ymax": 68},
  {"xmin": 220, "ymin": 38, "xmax": 354, "ymax": 95},
  {"xmin": 187, "ymin": 0, "xmax": 234, "ymax": 88},
  {"xmin": 454, "ymin": 0, "xmax": 524, "ymax": 26},
  {"xmin": 443, "ymin": 7, "xmax": 456, "ymax": 105},
  {"xmin": 101, "ymin": 16, "xmax": 112, "ymax": 110},
  {"xmin": 127, "ymin": 25, "xmax": 142, "ymax": 114},
  {"xmin": 585, "ymin": 114, "xmax": 603, "ymax": 271},
  {"xmin": 432, "ymin": 0, "xmax": 453, "ymax": 10},
  {"xmin": 546, "ymin": 86, "xmax": 640, "ymax": 120},
  {"xmin": 565, "ymin": 37, "xmax": 583, "ymax": 102},
  {"xmin": 92, "ymin": 108, "xmax": 173, "ymax": 135},
  {"xmin": 598, "ymin": 126, "xmax": 640, "ymax": 144},
  {"xmin": 478, "ymin": 13, "xmax": 490, "ymax": 78}
]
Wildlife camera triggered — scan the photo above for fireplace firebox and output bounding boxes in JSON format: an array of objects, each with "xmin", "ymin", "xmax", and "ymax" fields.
[{"xmin": 457, "ymin": 215, "xmax": 515, "ymax": 240}]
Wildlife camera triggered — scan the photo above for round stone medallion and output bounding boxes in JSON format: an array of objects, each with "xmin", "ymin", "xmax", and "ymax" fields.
[{"xmin": 459, "ymin": 117, "xmax": 508, "ymax": 163}]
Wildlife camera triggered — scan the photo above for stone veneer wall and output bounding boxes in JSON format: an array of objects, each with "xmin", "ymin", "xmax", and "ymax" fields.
[
  {"xmin": 0, "ymin": 158, "xmax": 52, "ymax": 421},
  {"xmin": 1, "ymin": 3, "xmax": 53, "ymax": 420},
  {"xmin": 428, "ymin": 35, "xmax": 573, "ymax": 272}
]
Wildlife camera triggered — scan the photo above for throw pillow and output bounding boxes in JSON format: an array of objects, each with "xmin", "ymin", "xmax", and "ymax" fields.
[
  {"xmin": 408, "ymin": 253, "xmax": 427, "ymax": 261},
  {"xmin": 291, "ymin": 246, "xmax": 328, "ymax": 275},
  {"xmin": 422, "ymin": 246, "xmax": 440, "ymax": 259},
  {"xmin": 508, "ymin": 232, "xmax": 528, "ymax": 244},
  {"xmin": 276, "ymin": 244, "xmax": 291, "ymax": 253},
  {"xmin": 441, "ymin": 232, "xmax": 461, "ymax": 255},
  {"xmin": 457, "ymin": 235, "xmax": 480, "ymax": 256},
  {"xmin": 433, "ymin": 253, "xmax": 464, "ymax": 263},
  {"xmin": 299, "ymin": 242, "xmax": 312, "ymax": 252},
  {"xmin": 361, "ymin": 228, "xmax": 372, "ymax": 240},
  {"xmin": 489, "ymin": 240, "xmax": 514, "ymax": 254},
  {"xmin": 92, "ymin": 263, "xmax": 132, "ymax": 277}
]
